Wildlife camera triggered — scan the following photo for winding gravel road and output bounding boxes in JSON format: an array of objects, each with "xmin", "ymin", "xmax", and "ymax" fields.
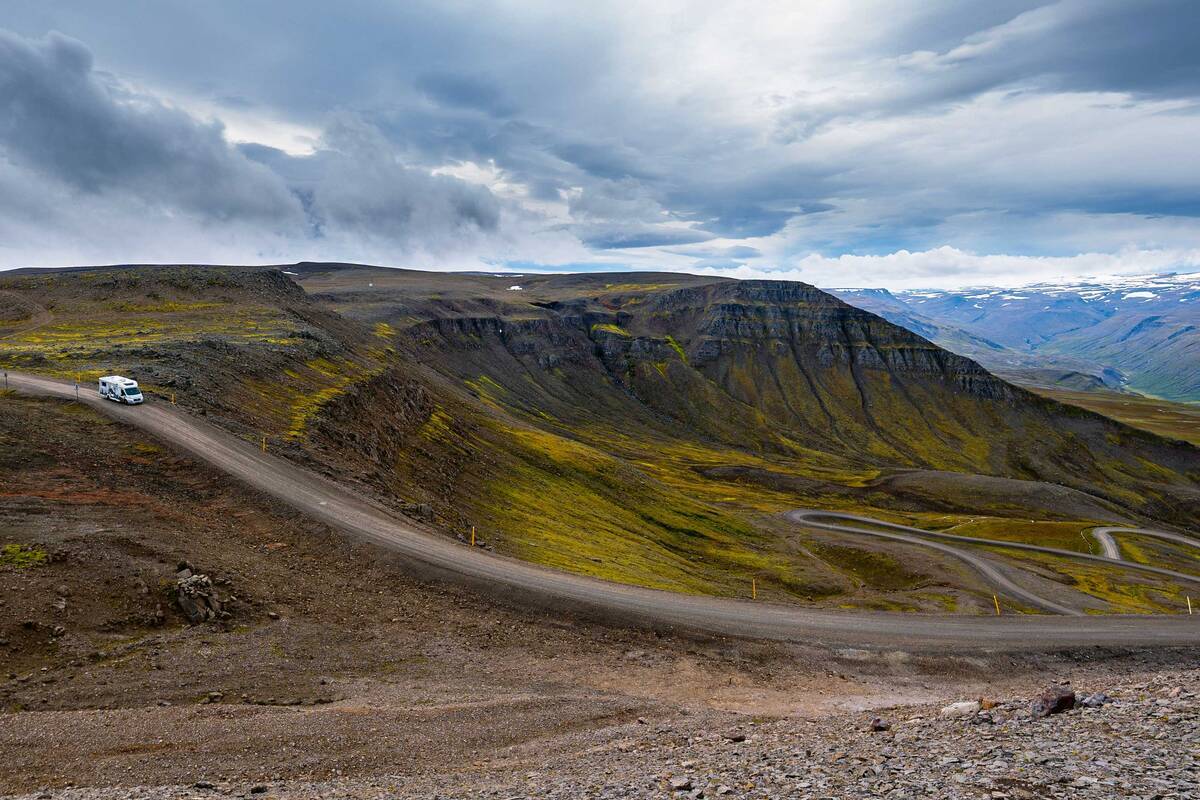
[
  {"xmin": 788, "ymin": 510, "xmax": 1200, "ymax": 616},
  {"xmin": 8, "ymin": 371, "xmax": 1200, "ymax": 651},
  {"xmin": 786, "ymin": 511, "xmax": 1081, "ymax": 615},
  {"xmin": 1090, "ymin": 526, "xmax": 1200, "ymax": 562}
]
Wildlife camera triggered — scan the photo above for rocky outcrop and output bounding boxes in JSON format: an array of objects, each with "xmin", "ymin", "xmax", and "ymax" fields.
[{"xmin": 174, "ymin": 568, "xmax": 225, "ymax": 624}]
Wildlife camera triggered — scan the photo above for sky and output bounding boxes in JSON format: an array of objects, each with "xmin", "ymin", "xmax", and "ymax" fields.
[{"xmin": 2, "ymin": 1, "xmax": 1200, "ymax": 288}]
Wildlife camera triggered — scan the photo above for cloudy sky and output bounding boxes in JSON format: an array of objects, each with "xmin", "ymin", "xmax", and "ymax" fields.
[{"xmin": 2, "ymin": 1, "xmax": 1200, "ymax": 288}]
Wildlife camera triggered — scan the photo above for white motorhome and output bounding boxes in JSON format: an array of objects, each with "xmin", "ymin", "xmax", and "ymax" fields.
[{"xmin": 98, "ymin": 375, "xmax": 144, "ymax": 405}]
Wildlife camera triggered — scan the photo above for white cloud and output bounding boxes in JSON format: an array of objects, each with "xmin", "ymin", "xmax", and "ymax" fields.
[
  {"xmin": 676, "ymin": 245, "xmax": 1200, "ymax": 290},
  {"xmin": 1, "ymin": 3, "xmax": 1200, "ymax": 282}
]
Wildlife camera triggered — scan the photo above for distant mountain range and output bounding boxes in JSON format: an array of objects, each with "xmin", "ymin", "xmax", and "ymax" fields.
[{"xmin": 830, "ymin": 272, "xmax": 1200, "ymax": 404}]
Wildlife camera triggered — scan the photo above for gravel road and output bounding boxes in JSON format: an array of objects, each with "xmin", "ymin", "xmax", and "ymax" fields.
[
  {"xmin": 1090, "ymin": 525, "xmax": 1200, "ymax": 561},
  {"xmin": 788, "ymin": 510, "xmax": 1200, "ymax": 614},
  {"xmin": 9, "ymin": 371, "xmax": 1200, "ymax": 651}
]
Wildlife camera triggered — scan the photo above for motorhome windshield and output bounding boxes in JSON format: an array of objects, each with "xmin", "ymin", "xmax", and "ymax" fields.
[{"xmin": 124, "ymin": 387, "xmax": 141, "ymax": 396}]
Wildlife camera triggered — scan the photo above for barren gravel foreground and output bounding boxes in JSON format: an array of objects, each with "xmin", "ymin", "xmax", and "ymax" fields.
[{"xmin": 6, "ymin": 665, "xmax": 1198, "ymax": 799}]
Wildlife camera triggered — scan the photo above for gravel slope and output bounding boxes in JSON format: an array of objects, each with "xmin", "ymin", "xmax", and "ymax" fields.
[{"xmin": 7, "ymin": 667, "xmax": 1197, "ymax": 799}]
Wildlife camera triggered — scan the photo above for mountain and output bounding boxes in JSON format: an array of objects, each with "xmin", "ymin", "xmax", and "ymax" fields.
[
  {"xmin": 1, "ymin": 263, "xmax": 1197, "ymax": 603},
  {"xmin": 831, "ymin": 272, "xmax": 1200, "ymax": 402}
]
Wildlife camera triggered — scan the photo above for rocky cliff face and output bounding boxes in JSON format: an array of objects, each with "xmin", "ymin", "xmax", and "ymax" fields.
[
  {"xmin": 636, "ymin": 280, "xmax": 1019, "ymax": 401},
  {"xmin": 371, "ymin": 271, "xmax": 1197, "ymax": 524}
]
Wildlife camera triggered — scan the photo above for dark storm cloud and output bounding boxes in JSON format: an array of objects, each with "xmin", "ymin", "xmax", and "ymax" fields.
[
  {"xmin": 0, "ymin": 28, "xmax": 509, "ymax": 260},
  {"xmin": 665, "ymin": 245, "xmax": 763, "ymax": 260},
  {"xmin": 416, "ymin": 72, "xmax": 516, "ymax": 118},
  {"xmin": 576, "ymin": 225, "xmax": 714, "ymax": 250},
  {"xmin": 289, "ymin": 114, "xmax": 502, "ymax": 242},
  {"xmin": 0, "ymin": 29, "xmax": 300, "ymax": 222},
  {"xmin": 779, "ymin": 0, "xmax": 1200, "ymax": 141}
]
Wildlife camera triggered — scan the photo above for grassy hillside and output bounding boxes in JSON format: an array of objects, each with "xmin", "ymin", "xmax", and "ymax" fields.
[
  {"xmin": 2, "ymin": 263, "xmax": 1197, "ymax": 612},
  {"xmin": 0, "ymin": 267, "xmax": 390, "ymax": 441},
  {"xmin": 1023, "ymin": 385, "xmax": 1200, "ymax": 446}
]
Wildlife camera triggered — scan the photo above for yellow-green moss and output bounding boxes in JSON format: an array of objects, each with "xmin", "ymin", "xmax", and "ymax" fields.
[
  {"xmin": 590, "ymin": 323, "xmax": 630, "ymax": 337},
  {"xmin": 0, "ymin": 543, "xmax": 48, "ymax": 569}
]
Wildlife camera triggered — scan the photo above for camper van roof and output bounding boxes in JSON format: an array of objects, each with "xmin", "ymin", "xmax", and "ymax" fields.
[{"xmin": 100, "ymin": 375, "xmax": 137, "ymax": 385}]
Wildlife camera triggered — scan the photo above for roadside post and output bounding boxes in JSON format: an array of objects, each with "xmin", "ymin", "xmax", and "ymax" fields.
[
  {"xmin": 993, "ymin": 594, "xmax": 1001, "ymax": 616},
  {"xmin": 470, "ymin": 526, "xmax": 476, "ymax": 546},
  {"xmin": 1189, "ymin": 596, "xmax": 1193, "ymax": 615},
  {"xmin": 752, "ymin": 578, "xmax": 757, "ymax": 600},
  {"xmin": 261, "ymin": 435, "xmax": 266, "ymax": 453}
]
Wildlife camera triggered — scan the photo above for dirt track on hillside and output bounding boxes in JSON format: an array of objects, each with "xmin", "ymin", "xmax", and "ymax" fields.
[{"xmin": 10, "ymin": 371, "xmax": 1200, "ymax": 651}]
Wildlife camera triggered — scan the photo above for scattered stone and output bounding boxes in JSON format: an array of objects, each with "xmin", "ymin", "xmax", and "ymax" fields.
[
  {"xmin": 940, "ymin": 700, "xmax": 981, "ymax": 717},
  {"xmin": 1080, "ymin": 691, "xmax": 1110, "ymax": 708},
  {"xmin": 723, "ymin": 731, "xmax": 747, "ymax": 742},
  {"xmin": 669, "ymin": 777, "xmax": 693, "ymax": 791},
  {"xmin": 267, "ymin": 611, "xmax": 280, "ymax": 620},
  {"xmin": 194, "ymin": 781, "xmax": 216, "ymax": 790},
  {"xmin": 869, "ymin": 717, "xmax": 890, "ymax": 732}
]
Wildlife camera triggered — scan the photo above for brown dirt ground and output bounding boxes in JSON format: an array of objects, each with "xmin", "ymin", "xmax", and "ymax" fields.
[{"xmin": 1, "ymin": 393, "xmax": 1194, "ymax": 795}]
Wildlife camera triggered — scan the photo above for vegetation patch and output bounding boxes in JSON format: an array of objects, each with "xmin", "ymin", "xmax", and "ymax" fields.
[
  {"xmin": 0, "ymin": 543, "xmax": 48, "ymax": 569},
  {"xmin": 590, "ymin": 323, "xmax": 630, "ymax": 337},
  {"xmin": 984, "ymin": 546, "xmax": 1183, "ymax": 613},
  {"xmin": 811, "ymin": 542, "xmax": 926, "ymax": 591},
  {"xmin": 664, "ymin": 335, "xmax": 688, "ymax": 364}
]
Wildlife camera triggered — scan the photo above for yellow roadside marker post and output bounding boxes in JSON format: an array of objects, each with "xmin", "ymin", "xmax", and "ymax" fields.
[
  {"xmin": 470, "ymin": 526, "xmax": 476, "ymax": 547},
  {"xmin": 1188, "ymin": 596, "xmax": 1193, "ymax": 615},
  {"xmin": 994, "ymin": 595, "xmax": 1001, "ymax": 616},
  {"xmin": 752, "ymin": 578, "xmax": 757, "ymax": 600},
  {"xmin": 261, "ymin": 435, "xmax": 266, "ymax": 453}
]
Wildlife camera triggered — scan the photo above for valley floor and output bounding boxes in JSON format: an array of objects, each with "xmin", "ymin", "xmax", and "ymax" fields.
[{"xmin": 1022, "ymin": 385, "xmax": 1200, "ymax": 447}]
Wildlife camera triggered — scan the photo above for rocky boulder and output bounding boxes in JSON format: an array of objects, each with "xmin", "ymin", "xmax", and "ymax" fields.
[
  {"xmin": 174, "ymin": 572, "xmax": 225, "ymax": 624},
  {"xmin": 1031, "ymin": 685, "xmax": 1076, "ymax": 718}
]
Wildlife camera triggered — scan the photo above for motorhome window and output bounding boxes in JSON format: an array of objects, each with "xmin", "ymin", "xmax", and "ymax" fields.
[{"xmin": 125, "ymin": 387, "xmax": 141, "ymax": 395}]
